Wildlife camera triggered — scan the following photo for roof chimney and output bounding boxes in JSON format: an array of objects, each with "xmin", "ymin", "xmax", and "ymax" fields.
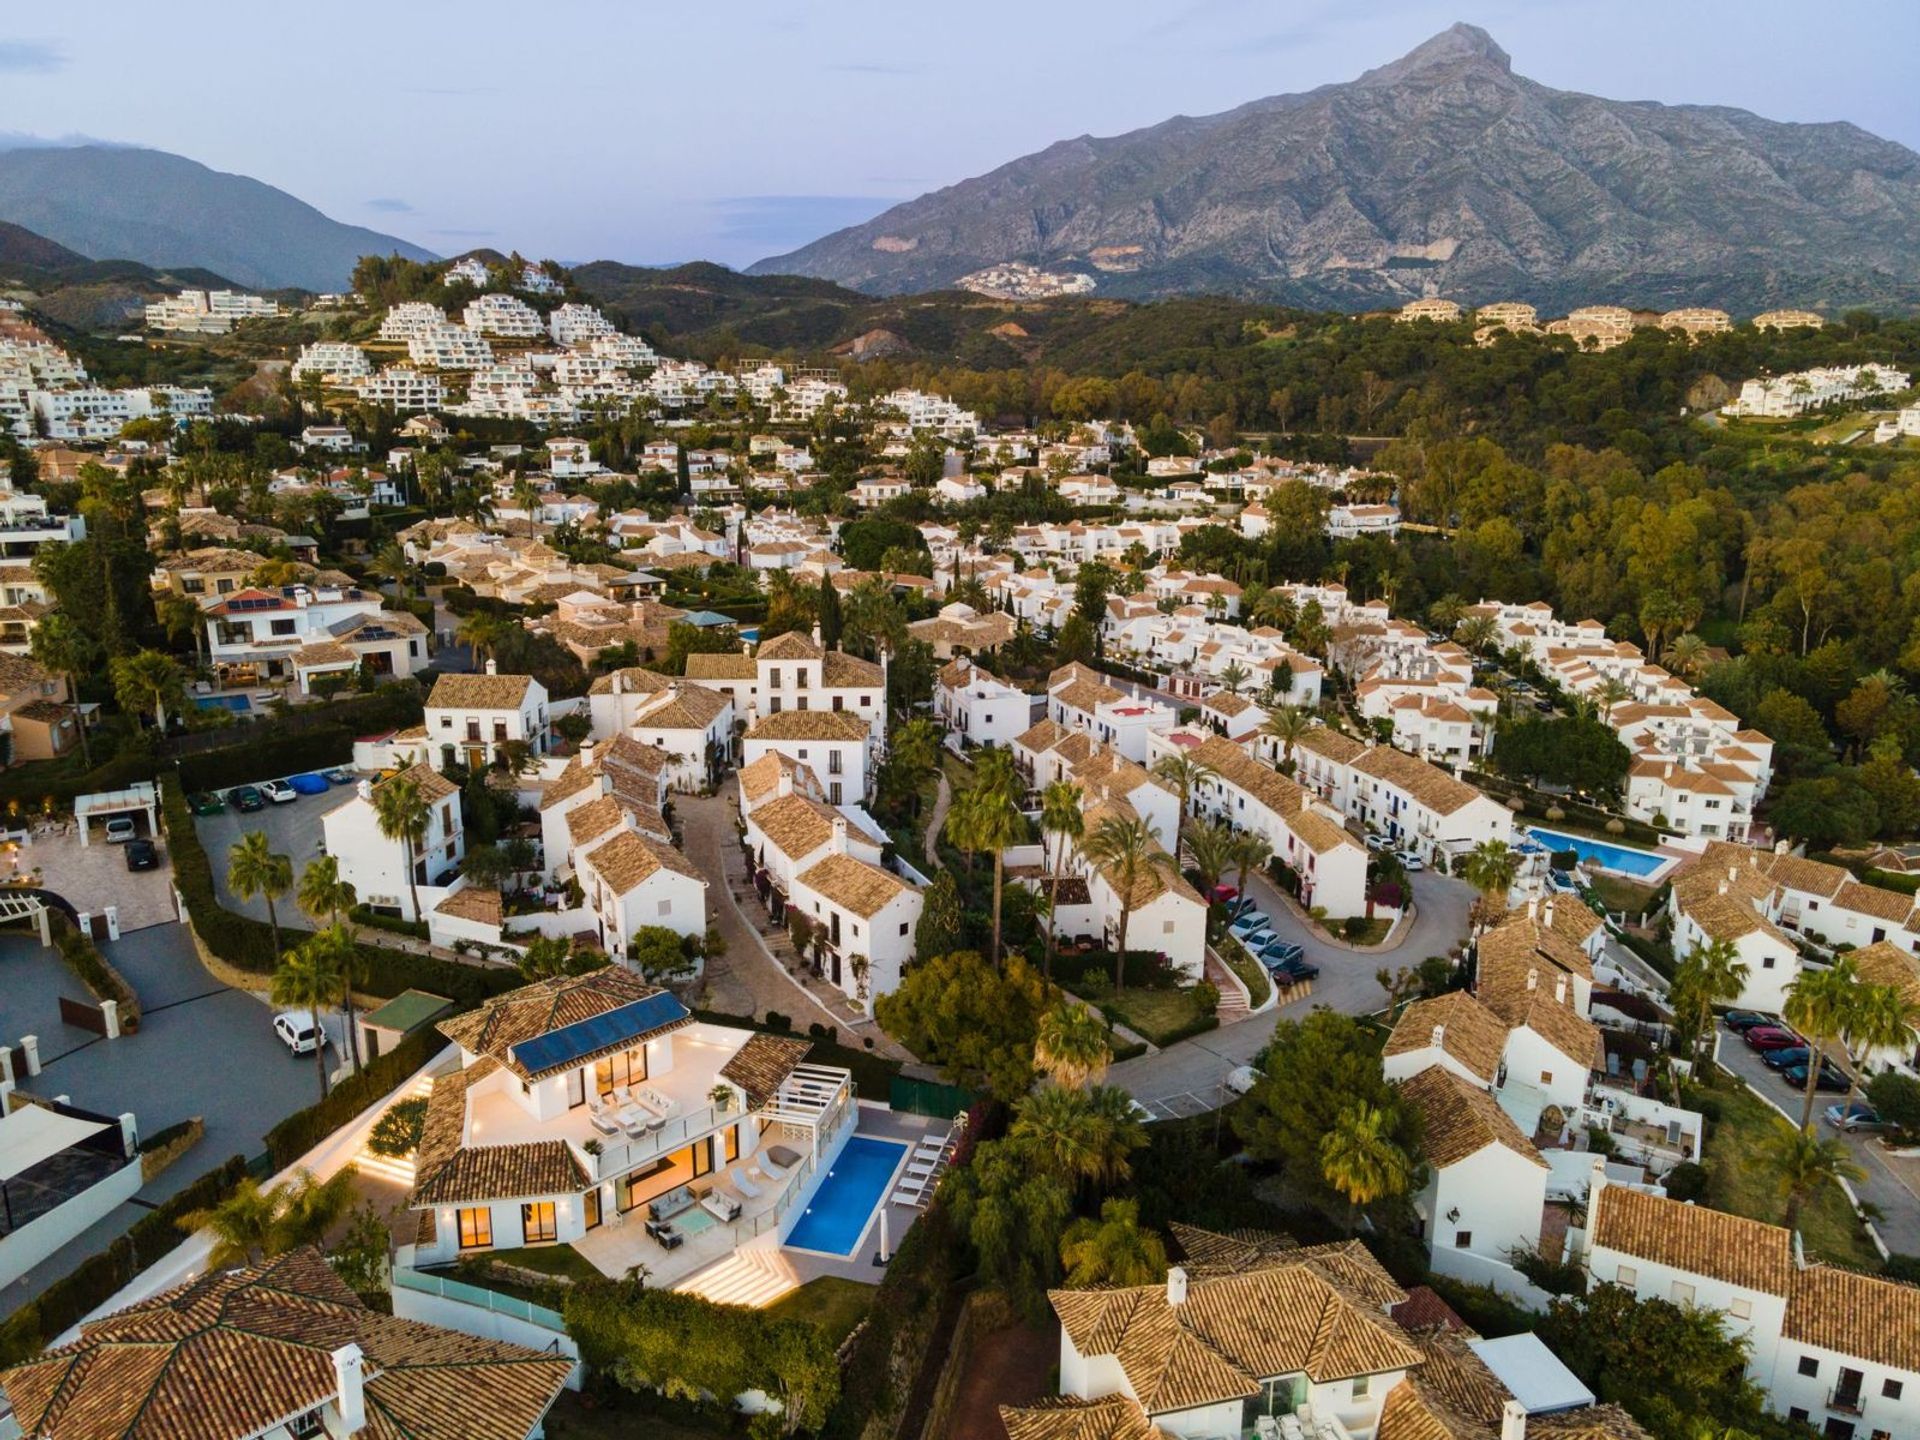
[
  {"xmin": 580, "ymin": 739, "xmax": 595, "ymax": 766},
  {"xmin": 1542, "ymin": 898, "xmax": 1555, "ymax": 930},
  {"xmin": 1430, "ymin": 1023, "xmax": 1446, "ymax": 1049},
  {"xmin": 1554, "ymin": 973, "xmax": 1567, "ymax": 1005},
  {"xmin": 832, "ymin": 816, "xmax": 849, "ymax": 854},
  {"xmin": 777, "ymin": 768, "xmax": 794, "ymax": 799},
  {"xmin": 1526, "ymin": 895, "xmax": 1538, "ymax": 919},
  {"xmin": 1166, "ymin": 1266, "xmax": 1188, "ymax": 1306},
  {"xmin": 1526, "ymin": 967, "xmax": 1538, "ymax": 992},
  {"xmin": 1727, "ymin": 864, "xmax": 1738, "ymax": 883},
  {"xmin": 332, "ymin": 1342, "xmax": 367, "ymax": 1434},
  {"xmin": 613, "ymin": 671, "xmax": 625, "ymax": 695},
  {"xmin": 811, "ymin": 621, "xmax": 822, "ymax": 646},
  {"xmin": 485, "ymin": 658, "xmax": 498, "ymax": 675},
  {"xmin": 1500, "ymin": 1399, "xmax": 1527, "ymax": 1440}
]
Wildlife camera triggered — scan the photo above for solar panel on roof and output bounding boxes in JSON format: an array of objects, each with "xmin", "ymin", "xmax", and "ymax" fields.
[{"xmin": 508, "ymin": 992, "xmax": 689, "ymax": 1076}]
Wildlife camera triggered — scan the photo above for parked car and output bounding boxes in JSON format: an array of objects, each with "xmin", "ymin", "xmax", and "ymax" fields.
[
  {"xmin": 187, "ymin": 791, "xmax": 225, "ymax": 816},
  {"xmin": 273, "ymin": 1011, "xmax": 329, "ymax": 1056},
  {"xmin": 1270, "ymin": 956, "xmax": 1321, "ymax": 984},
  {"xmin": 1744, "ymin": 1026, "xmax": 1804, "ymax": 1052},
  {"xmin": 261, "ymin": 780, "xmax": 297, "ymax": 805},
  {"xmin": 1229, "ymin": 912, "xmax": 1273, "ymax": 940},
  {"xmin": 229, "ymin": 785, "xmax": 265, "ymax": 813},
  {"xmin": 103, "ymin": 816, "xmax": 137, "ymax": 844},
  {"xmin": 1225, "ymin": 1065, "xmax": 1261, "ymax": 1097},
  {"xmin": 1722, "ymin": 1010, "xmax": 1775, "ymax": 1033},
  {"xmin": 1395, "ymin": 850, "xmax": 1425, "ymax": 871},
  {"xmin": 1780, "ymin": 1060, "xmax": 1849, "ymax": 1094},
  {"xmin": 1825, "ymin": 1103, "xmax": 1885, "ymax": 1133},
  {"xmin": 1760, "ymin": 1046, "xmax": 1812, "ymax": 1071},
  {"xmin": 322, "ymin": 768, "xmax": 353, "ymax": 786},
  {"xmin": 1259, "ymin": 939, "xmax": 1306, "ymax": 968},
  {"xmin": 1364, "ymin": 834, "xmax": 1391, "ymax": 852},
  {"xmin": 124, "ymin": 839, "xmax": 159, "ymax": 872},
  {"xmin": 1210, "ymin": 884, "xmax": 1239, "ymax": 905}
]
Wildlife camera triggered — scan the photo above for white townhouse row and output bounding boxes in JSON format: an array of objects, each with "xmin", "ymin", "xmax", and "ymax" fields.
[
  {"xmin": 378, "ymin": 301, "xmax": 451, "ymax": 340},
  {"xmin": 1327, "ymin": 501, "xmax": 1402, "ymax": 539},
  {"xmin": 1044, "ymin": 661, "xmax": 1177, "ymax": 763},
  {"xmin": 145, "ymin": 288, "xmax": 281, "ymax": 333},
  {"xmin": 934, "ymin": 654, "xmax": 1033, "ymax": 748},
  {"xmin": 355, "ymin": 367, "xmax": 447, "ymax": 411},
  {"xmin": 1105, "ymin": 606, "xmax": 1325, "ymax": 708},
  {"xmin": 1288, "ymin": 723, "xmax": 1514, "ymax": 865},
  {"xmin": 409, "ymin": 322, "xmax": 496, "ymax": 370},
  {"xmin": 28, "ymin": 385, "xmax": 213, "ymax": 441},
  {"xmin": 1354, "ymin": 643, "xmax": 1498, "ymax": 766},
  {"xmin": 291, "ymin": 342, "xmax": 375, "ymax": 384},
  {"xmin": 547, "ymin": 302, "xmax": 616, "ymax": 346},
  {"xmin": 1722, "ymin": 363, "xmax": 1911, "ymax": 418},
  {"xmin": 771, "ymin": 375, "xmax": 849, "ymax": 422},
  {"xmin": 873, "ymin": 386, "xmax": 979, "ymax": 437},
  {"xmin": 463, "ymin": 292, "xmax": 546, "ymax": 339},
  {"xmin": 1583, "ymin": 1171, "xmax": 1920, "ymax": 1440}
]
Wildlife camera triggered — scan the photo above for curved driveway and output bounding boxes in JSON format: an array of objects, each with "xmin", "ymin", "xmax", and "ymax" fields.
[{"xmin": 1112, "ymin": 867, "xmax": 1474, "ymax": 1115}]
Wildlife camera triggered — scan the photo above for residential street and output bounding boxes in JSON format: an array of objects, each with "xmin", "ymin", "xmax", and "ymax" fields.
[{"xmin": 1113, "ymin": 867, "xmax": 1475, "ymax": 1115}]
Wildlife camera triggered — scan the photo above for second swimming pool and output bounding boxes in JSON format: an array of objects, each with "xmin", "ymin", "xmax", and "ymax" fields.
[
  {"xmin": 1528, "ymin": 826, "xmax": 1668, "ymax": 878},
  {"xmin": 783, "ymin": 1136, "xmax": 908, "ymax": 1257}
]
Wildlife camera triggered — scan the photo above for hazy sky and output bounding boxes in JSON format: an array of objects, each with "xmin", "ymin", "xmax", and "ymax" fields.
[{"xmin": 4, "ymin": 0, "xmax": 1917, "ymax": 268}]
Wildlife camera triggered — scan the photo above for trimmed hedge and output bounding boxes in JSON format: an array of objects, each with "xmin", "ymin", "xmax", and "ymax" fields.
[
  {"xmin": 823, "ymin": 1201, "xmax": 964, "ymax": 1440},
  {"xmin": 176, "ymin": 728, "xmax": 357, "ymax": 791},
  {"xmin": 162, "ymin": 779, "xmax": 521, "ymax": 1008},
  {"xmin": 263, "ymin": 1027, "xmax": 444, "ymax": 1171},
  {"xmin": 0, "ymin": 1155, "xmax": 248, "ymax": 1364},
  {"xmin": 51, "ymin": 913, "xmax": 142, "ymax": 1032}
]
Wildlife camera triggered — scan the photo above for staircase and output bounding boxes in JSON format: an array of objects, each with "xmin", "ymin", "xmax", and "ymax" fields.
[
  {"xmin": 353, "ymin": 1075, "xmax": 435, "ymax": 1188},
  {"xmin": 1204, "ymin": 950, "xmax": 1253, "ymax": 1023},
  {"xmin": 676, "ymin": 1246, "xmax": 799, "ymax": 1307}
]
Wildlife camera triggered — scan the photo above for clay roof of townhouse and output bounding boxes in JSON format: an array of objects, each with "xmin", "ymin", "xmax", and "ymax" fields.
[
  {"xmin": 1298, "ymin": 724, "xmax": 1368, "ymax": 764},
  {"xmin": 1291, "ymin": 811, "xmax": 1355, "ymax": 855},
  {"xmin": 156, "ymin": 544, "xmax": 259, "ymax": 572},
  {"xmin": 412, "ymin": 1057, "xmax": 592, "ymax": 1205},
  {"xmin": 718, "ymin": 1033, "xmax": 813, "ymax": 1108},
  {"xmin": 1049, "ymin": 661, "xmax": 1107, "ymax": 690},
  {"xmin": 1783, "ymin": 1264, "xmax": 1920, "ymax": 1374},
  {"xmin": 1388, "ymin": 1285, "xmax": 1472, "ymax": 1334},
  {"xmin": 1015, "ymin": 718, "xmax": 1071, "ymax": 753},
  {"xmin": 1398, "ymin": 1066, "xmax": 1547, "ymax": 1170},
  {"xmin": 1476, "ymin": 976, "xmax": 1602, "ymax": 1072},
  {"xmin": 582, "ymin": 825, "xmax": 703, "ymax": 892},
  {"xmin": 586, "ymin": 665, "xmax": 677, "ymax": 696},
  {"xmin": 289, "ymin": 639, "xmax": 359, "ymax": 668},
  {"xmin": 1848, "ymin": 940, "xmax": 1920, "ymax": 1006},
  {"xmin": 1478, "ymin": 910, "xmax": 1595, "ymax": 982},
  {"xmin": 1681, "ymin": 890, "xmax": 1793, "ymax": 950},
  {"xmin": 378, "ymin": 762, "xmax": 458, "ymax": 805},
  {"xmin": 738, "ymin": 752, "xmax": 819, "ymax": 806},
  {"xmin": 823, "ymin": 650, "xmax": 885, "ymax": 687},
  {"xmin": 603, "ymin": 732, "xmax": 673, "ymax": 782},
  {"xmin": 1379, "ymin": 1330, "xmax": 1510, "ymax": 1439},
  {"xmin": 1080, "ymin": 798, "xmax": 1204, "ymax": 910},
  {"xmin": 1166, "ymin": 1222, "xmax": 1301, "ymax": 1272},
  {"xmin": 1352, "ymin": 746, "xmax": 1485, "ymax": 816},
  {"xmin": 1672, "ymin": 841, "xmax": 1776, "ymax": 909},
  {"xmin": 538, "ymin": 753, "xmax": 602, "ymax": 811},
  {"xmin": 1048, "ymin": 1257, "xmax": 1421, "ymax": 1410},
  {"xmin": 0, "ymin": 652, "xmax": 55, "ymax": 697},
  {"xmin": 0, "ymin": 1247, "xmax": 572, "ymax": 1440},
  {"xmin": 1054, "ymin": 678, "xmax": 1126, "ymax": 712},
  {"xmin": 1383, "ymin": 992, "xmax": 1509, "ymax": 1085},
  {"xmin": 745, "ymin": 709, "xmax": 870, "ymax": 742},
  {"xmin": 1834, "ymin": 878, "xmax": 1914, "ymax": 923},
  {"xmin": 630, "ymin": 682, "xmax": 730, "ymax": 731},
  {"xmin": 1073, "ymin": 747, "xmax": 1171, "ymax": 804},
  {"xmin": 565, "ymin": 793, "xmax": 624, "ymax": 847},
  {"xmin": 751, "ymin": 792, "xmax": 842, "ymax": 861},
  {"xmin": 794, "ymin": 851, "xmax": 914, "ymax": 918},
  {"xmin": 1589, "ymin": 1183, "xmax": 1793, "ymax": 1296},
  {"xmin": 1203, "ymin": 691, "xmax": 1255, "ymax": 717},
  {"xmin": 999, "ymin": 1397, "xmax": 1166, "ymax": 1440},
  {"xmin": 1189, "ymin": 735, "xmax": 1308, "ymax": 819},
  {"xmin": 683, "ymin": 652, "xmax": 758, "ymax": 680},
  {"xmin": 426, "ymin": 671, "xmax": 533, "ymax": 710},
  {"xmin": 439, "ymin": 968, "xmax": 687, "ymax": 1074},
  {"xmin": 433, "ymin": 885, "xmax": 502, "ymax": 927},
  {"xmin": 755, "ymin": 630, "xmax": 823, "ymax": 660}
]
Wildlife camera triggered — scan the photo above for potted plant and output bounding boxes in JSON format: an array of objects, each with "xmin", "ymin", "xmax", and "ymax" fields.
[{"xmin": 709, "ymin": 1083, "xmax": 736, "ymax": 1115}]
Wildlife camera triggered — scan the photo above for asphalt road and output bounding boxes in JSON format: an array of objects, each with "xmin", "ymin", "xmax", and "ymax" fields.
[
  {"xmin": 1113, "ymin": 867, "xmax": 1475, "ymax": 1111},
  {"xmin": 1715, "ymin": 1026, "xmax": 1920, "ymax": 1257}
]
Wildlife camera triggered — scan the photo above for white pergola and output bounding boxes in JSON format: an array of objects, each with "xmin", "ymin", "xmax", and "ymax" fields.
[{"xmin": 73, "ymin": 782, "xmax": 158, "ymax": 848}]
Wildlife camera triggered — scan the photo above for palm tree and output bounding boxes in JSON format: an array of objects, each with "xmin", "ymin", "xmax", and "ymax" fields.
[
  {"xmin": 1764, "ymin": 1129, "xmax": 1865, "ymax": 1231},
  {"xmin": 228, "ymin": 831, "xmax": 293, "ymax": 960},
  {"xmin": 1151, "ymin": 752, "xmax": 1216, "ymax": 843},
  {"xmin": 1228, "ymin": 830, "xmax": 1272, "ymax": 911},
  {"xmin": 1593, "ymin": 676, "xmax": 1632, "ymax": 717},
  {"xmin": 1060, "ymin": 1198, "xmax": 1168, "ymax": 1287},
  {"xmin": 1667, "ymin": 632, "xmax": 1709, "ymax": 679},
  {"xmin": 372, "ymin": 774, "xmax": 430, "ymax": 924},
  {"xmin": 373, "ymin": 539, "xmax": 413, "ymax": 599},
  {"xmin": 1218, "ymin": 661, "xmax": 1251, "ymax": 696},
  {"xmin": 1010, "ymin": 1083, "xmax": 1145, "ymax": 1190},
  {"xmin": 301, "ymin": 855, "xmax": 363, "ymax": 1061},
  {"xmin": 268, "ymin": 1166, "xmax": 359, "ymax": 1254},
  {"xmin": 457, "ymin": 613, "xmax": 506, "ymax": 669},
  {"xmin": 1036, "ymin": 1004, "xmax": 1113, "ymax": 1089},
  {"xmin": 1671, "ymin": 938, "xmax": 1750, "ymax": 1071},
  {"xmin": 1260, "ymin": 704, "xmax": 1314, "ymax": 770},
  {"xmin": 1078, "ymin": 815, "xmax": 1172, "ymax": 990},
  {"xmin": 1841, "ymin": 983, "xmax": 1920, "ymax": 1111},
  {"xmin": 111, "ymin": 649, "xmax": 185, "ymax": 734},
  {"xmin": 273, "ymin": 931, "xmax": 348, "ymax": 1099},
  {"xmin": 179, "ymin": 1175, "xmax": 281, "ymax": 1268},
  {"xmin": 29, "ymin": 612, "xmax": 97, "ymax": 767},
  {"xmin": 1319, "ymin": 1100, "xmax": 1413, "ymax": 1233},
  {"xmin": 1039, "ymin": 780, "xmax": 1085, "ymax": 978},
  {"xmin": 1460, "ymin": 839, "xmax": 1520, "ymax": 919},
  {"xmin": 1784, "ymin": 958, "xmax": 1861, "ymax": 1131},
  {"xmin": 887, "ymin": 717, "xmax": 939, "ymax": 812},
  {"xmin": 1181, "ymin": 819, "xmax": 1238, "ymax": 930},
  {"xmin": 1455, "ymin": 614, "xmax": 1499, "ymax": 655},
  {"xmin": 952, "ymin": 752, "xmax": 1026, "ymax": 967}
]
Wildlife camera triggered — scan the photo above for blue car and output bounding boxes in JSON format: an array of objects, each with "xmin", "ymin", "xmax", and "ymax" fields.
[
  {"xmin": 1258, "ymin": 939, "xmax": 1305, "ymax": 968},
  {"xmin": 1268, "ymin": 955, "xmax": 1321, "ymax": 984},
  {"xmin": 1229, "ymin": 912, "xmax": 1273, "ymax": 941},
  {"xmin": 1761, "ymin": 1046, "xmax": 1811, "ymax": 1071},
  {"xmin": 1780, "ymin": 1061, "xmax": 1848, "ymax": 1093}
]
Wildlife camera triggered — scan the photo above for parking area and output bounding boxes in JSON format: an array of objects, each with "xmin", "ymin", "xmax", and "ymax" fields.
[
  {"xmin": 193, "ymin": 787, "xmax": 341, "ymax": 922},
  {"xmin": 15, "ymin": 824, "xmax": 179, "ymax": 931},
  {"xmin": 0, "ymin": 925, "xmax": 330, "ymax": 1315}
]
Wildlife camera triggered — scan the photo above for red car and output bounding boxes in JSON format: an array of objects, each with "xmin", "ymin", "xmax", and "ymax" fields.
[{"xmin": 1745, "ymin": 1026, "xmax": 1804, "ymax": 1052}]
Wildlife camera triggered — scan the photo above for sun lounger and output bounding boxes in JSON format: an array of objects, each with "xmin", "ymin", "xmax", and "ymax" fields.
[
  {"xmin": 729, "ymin": 1165, "xmax": 762, "ymax": 1199},
  {"xmin": 890, "ymin": 1178, "xmax": 930, "ymax": 1207},
  {"xmin": 753, "ymin": 1152, "xmax": 791, "ymax": 1181}
]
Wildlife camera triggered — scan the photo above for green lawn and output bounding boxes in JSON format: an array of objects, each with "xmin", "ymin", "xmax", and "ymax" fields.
[
  {"xmin": 1318, "ymin": 917, "xmax": 1391, "ymax": 946},
  {"xmin": 1092, "ymin": 985, "xmax": 1219, "ymax": 1046},
  {"xmin": 1216, "ymin": 938, "xmax": 1272, "ymax": 1009},
  {"xmin": 1586, "ymin": 874, "xmax": 1658, "ymax": 917},
  {"xmin": 481, "ymin": 1245, "xmax": 603, "ymax": 1282},
  {"xmin": 766, "ymin": 1276, "xmax": 875, "ymax": 1343},
  {"xmin": 1698, "ymin": 1077, "xmax": 1882, "ymax": 1269}
]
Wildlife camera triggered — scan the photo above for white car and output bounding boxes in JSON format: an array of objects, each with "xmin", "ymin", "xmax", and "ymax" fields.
[
  {"xmin": 103, "ymin": 816, "xmax": 138, "ymax": 844},
  {"xmin": 273, "ymin": 1011, "xmax": 329, "ymax": 1056},
  {"xmin": 261, "ymin": 780, "xmax": 298, "ymax": 805},
  {"xmin": 1226, "ymin": 1065, "xmax": 1261, "ymax": 1097},
  {"xmin": 1396, "ymin": 850, "xmax": 1426, "ymax": 871}
]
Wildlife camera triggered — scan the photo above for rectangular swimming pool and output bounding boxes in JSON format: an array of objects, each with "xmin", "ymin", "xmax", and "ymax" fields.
[
  {"xmin": 1528, "ymin": 827, "xmax": 1666, "ymax": 878},
  {"xmin": 783, "ymin": 1136, "xmax": 908, "ymax": 1257},
  {"xmin": 195, "ymin": 694, "xmax": 250, "ymax": 713}
]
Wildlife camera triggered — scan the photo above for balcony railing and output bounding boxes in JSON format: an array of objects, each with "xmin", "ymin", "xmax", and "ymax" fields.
[
  {"xmin": 591, "ymin": 1102, "xmax": 727, "ymax": 1181},
  {"xmin": 393, "ymin": 1265, "xmax": 566, "ymax": 1333},
  {"xmin": 1826, "ymin": 1387, "xmax": 1864, "ymax": 1416}
]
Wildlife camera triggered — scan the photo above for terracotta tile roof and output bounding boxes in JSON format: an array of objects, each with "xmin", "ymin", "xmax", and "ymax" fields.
[
  {"xmin": 433, "ymin": 885, "xmax": 502, "ymax": 927},
  {"xmin": 1835, "ymin": 878, "xmax": 1913, "ymax": 923},
  {"xmin": 1589, "ymin": 1183, "xmax": 1793, "ymax": 1295},
  {"xmin": 795, "ymin": 852, "xmax": 915, "ymax": 918},
  {"xmin": 586, "ymin": 665, "xmax": 677, "ymax": 696},
  {"xmin": 427, "ymin": 672, "xmax": 534, "ymax": 710},
  {"xmin": 1050, "ymin": 1256, "xmax": 1422, "ymax": 1410},
  {"xmin": 1849, "ymin": 940, "xmax": 1920, "ymax": 1007},
  {"xmin": 1298, "ymin": 724, "xmax": 1367, "ymax": 764},
  {"xmin": 379, "ymin": 761, "xmax": 458, "ymax": 804},
  {"xmin": 0, "ymin": 1247, "xmax": 571, "ymax": 1440},
  {"xmin": 755, "ymin": 630, "xmax": 823, "ymax": 660},
  {"xmin": 1352, "ymin": 745, "xmax": 1486, "ymax": 816},
  {"xmin": 1783, "ymin": 1264, "xmax": 1920, "ymax": 1372},
  {"xmin": 438, "ymin": 969, "xmax": 686, "ymax": 1074},
  {"xmin": 538, "ymin": 754, "xmax": 600, "ymax": 811},
  {"xmin": 1388, "ymin": 1285, "xmax": 1471, "ymax": 1334},
  {"xmin": 1384, "ymin": 992, "xmax": 1508, "ymax": 1084},
  {"xmin": 1054, "ymin": 678, "xmax": 1126, "ymax": 712},
  {"xmin": 738, "ymin": 751, "xmax": 818, "ymax": 805},
  {"xmin": 718, "ymin": 1033, "xmax": 813, "ymax": 1107},
  {"xmin": 745, "ymin": 709, "xmax": 870, "ymax": 742},
  {"xmin": 629, "ymin": 682, "xmax": 730, "ymax": 731},
  {"xmin": 1292, "ymin": 811, "xmax": 1355, "ymax": 855},
  {"xmin": 1398, "ymin": 1066, "xmax": 1546, "ymax": 1170},
  {"xmin": 582, "ymin": 825, "xmax": 703, "ymax": 892},
  {"xmin": 823, "ymin": 651, "xmax": 884, "ymax": 687},
  {"xmin": 1478, "ymin": 912, "xmax": 1594, "ymax": 982},
  {"xmin": 565, "ymin": 793, "xmax": 624, "ymax": 846},
  {"xmin": 1190, "ymin": 735, "xmax": 1308, "ymax": 819},
  {"xmin": 750, "ymin": 792, "xmax": 843, "ymax": 861},
  {"xmin": 683, "ymin": 652, "xmax": 757, "ymax": 679},
  {"xmin": 999, "ymin": 1397, "xmax": 1166, "ymax": 1440}
]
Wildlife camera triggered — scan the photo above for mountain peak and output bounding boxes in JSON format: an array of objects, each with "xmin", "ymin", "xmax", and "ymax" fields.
[{"xmin": 1359, "ymin": 23, "xmax": 1511, "ymax": 86}]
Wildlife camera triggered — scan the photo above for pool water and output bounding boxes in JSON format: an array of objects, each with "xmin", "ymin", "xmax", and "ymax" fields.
[
  {"xmin": 195, "ymin": 695, "xmax": 250, "ymax": 713},
  {"xmin": 1528, "ymin": 827, "xmax": 1665, "ymax": 878},
  {"xmin": 783, "ymin": 1136, "xmax": 907, "ymax": 1256}
]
